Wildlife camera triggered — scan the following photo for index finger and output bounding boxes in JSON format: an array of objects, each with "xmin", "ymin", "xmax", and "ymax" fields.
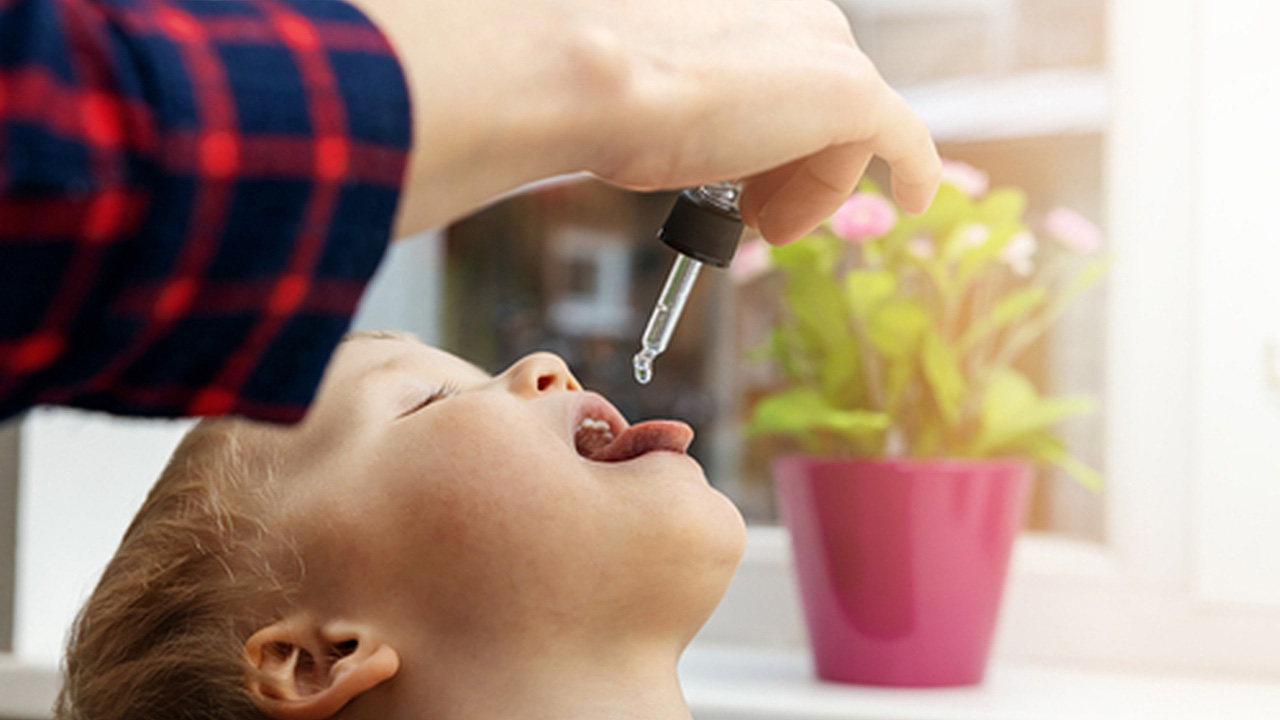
[
  {"xmin": 747, "ymin": 144, "xmax": 872, "ymax": 245},
  {"xmin": 866, "ymin": 86, "xmax": 942, "ymax": 215}
]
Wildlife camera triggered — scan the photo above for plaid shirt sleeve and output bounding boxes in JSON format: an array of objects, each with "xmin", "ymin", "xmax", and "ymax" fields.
[{"xmin": 0, "ymin": 0, "xmax": 411, "ymax": 423}]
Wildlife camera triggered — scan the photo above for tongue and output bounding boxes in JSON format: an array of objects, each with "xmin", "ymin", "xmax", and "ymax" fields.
[{"xmin": 580, "ymin": 420, "xmax": 693, "ymax": 462}]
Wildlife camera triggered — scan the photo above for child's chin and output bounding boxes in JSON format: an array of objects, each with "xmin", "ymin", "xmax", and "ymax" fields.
[{"xmin": 689, "ymin": 485, "xmax": 749, "ymax": 567}]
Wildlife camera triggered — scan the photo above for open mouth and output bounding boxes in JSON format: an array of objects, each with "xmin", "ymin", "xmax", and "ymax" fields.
[{"xmin": 572, "ymin": 394, "xmax": 693, "ymax": 463}]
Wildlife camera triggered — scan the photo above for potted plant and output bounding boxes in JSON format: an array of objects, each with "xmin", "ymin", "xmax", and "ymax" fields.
[{"xmin": 741, "ymin": 161, "xmax": 1108, "ymax": 687}]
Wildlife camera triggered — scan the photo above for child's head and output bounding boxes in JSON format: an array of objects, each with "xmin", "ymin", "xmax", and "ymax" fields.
[{"xmin": 57, "ymin": 331, "xmax": 746, "ymax": 720}]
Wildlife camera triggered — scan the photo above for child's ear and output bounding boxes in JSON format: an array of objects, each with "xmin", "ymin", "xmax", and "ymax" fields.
[{"xmin": 244, "ymin": 615, "xmax": 400, "ymax": 720}]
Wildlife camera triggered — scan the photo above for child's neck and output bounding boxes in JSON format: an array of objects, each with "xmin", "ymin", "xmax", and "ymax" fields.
[
  {"xmin": 364, "ymin": 636, "xmax": 695, "ymax": 720},
  {"xmin": 487, "ymin": 657, "xmax": 692, "ymax": 720}
]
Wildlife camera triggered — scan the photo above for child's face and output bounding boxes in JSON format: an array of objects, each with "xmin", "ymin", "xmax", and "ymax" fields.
[{"xmin": 271, "ymin": 333, "xmax": 746, "ymax": 647}]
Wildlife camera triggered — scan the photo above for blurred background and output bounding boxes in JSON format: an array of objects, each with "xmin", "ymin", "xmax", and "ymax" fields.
[{"xmin": 3, "ymin": 0, "xmax": 1279, "ymax": 711}]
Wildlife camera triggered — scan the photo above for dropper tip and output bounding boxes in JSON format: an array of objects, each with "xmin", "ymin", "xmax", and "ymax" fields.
[{"xmin": 632, "ymin": 351, "xmax": 654, "ymax": 385}]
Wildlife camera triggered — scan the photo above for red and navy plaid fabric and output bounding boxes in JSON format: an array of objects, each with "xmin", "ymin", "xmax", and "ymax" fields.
[{"xmin": 0, "ymin": 0, "xmax": 410, "ymax": 422}]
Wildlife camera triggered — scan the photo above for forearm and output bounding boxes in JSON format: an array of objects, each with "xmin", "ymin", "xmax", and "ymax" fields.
[
  {"xmin": 353, "ymin": 0, "xmax": 940, "ymax": 243},
  {"xmin": 351, "ymin": 0, "xmax": 623, "ymax": 237}
]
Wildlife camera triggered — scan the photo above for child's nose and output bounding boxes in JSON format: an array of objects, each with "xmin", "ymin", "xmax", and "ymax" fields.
[{"xmin": 502, "ymin": 352, "xmax": 582, "ymax": 396}]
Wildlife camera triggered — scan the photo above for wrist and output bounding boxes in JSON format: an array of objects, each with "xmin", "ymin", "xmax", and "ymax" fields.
[{"xmin": 347, "ymin": 0, "xmax": 630, "ymax": 236}]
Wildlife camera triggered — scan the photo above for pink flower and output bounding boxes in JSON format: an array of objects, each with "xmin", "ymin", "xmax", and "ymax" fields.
[
  {"xmin": 1045, "ymin": 207, "xmax": 1102, "ymax": 255},
  {"xmin": 1000, "ymin": 231, "xmax": 1037, "ymax": 277},
  {"xmin": 729, "ymin": 238, "xmax": 773, "ymax": 283},
  {"xmin": 941, "ymin": 159, "xmax": 989, "ymax": 198},
  {"xmin": 831, "ymin": 192, "xmax": 897, "ymax": 242}
]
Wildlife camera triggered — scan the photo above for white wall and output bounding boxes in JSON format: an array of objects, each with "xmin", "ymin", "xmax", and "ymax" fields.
[
  {"xmin": 15, "ymin": 409, "xmax": 191, "ymax": 664},
  {"xmin": 349, "ymin": 230, "xmax": 444, "ymax": 344}
]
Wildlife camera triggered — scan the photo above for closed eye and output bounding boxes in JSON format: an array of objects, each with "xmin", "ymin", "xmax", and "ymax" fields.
[{"xmin": 398, "ymin": 382, "xmax": 460, "ymax": 418}]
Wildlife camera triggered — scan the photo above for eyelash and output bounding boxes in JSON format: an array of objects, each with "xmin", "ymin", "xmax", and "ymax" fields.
[{"xmin": 399, "ymin": 382, "xmax": 460, "ymax": 418}]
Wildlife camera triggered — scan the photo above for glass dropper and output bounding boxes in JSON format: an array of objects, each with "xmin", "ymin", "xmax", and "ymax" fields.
[
  {"xmin": 633, "ymin": 182, "xmax": 745, "ymax": 384},
  {"xmin": 632, "ymin": 253, "xmax": 702, "ymax": 384}
]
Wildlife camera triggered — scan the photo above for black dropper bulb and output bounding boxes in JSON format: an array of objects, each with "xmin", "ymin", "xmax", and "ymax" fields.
[{"xmin": 633, "ymin": 183, "xmax": 745, "ymax": 384}]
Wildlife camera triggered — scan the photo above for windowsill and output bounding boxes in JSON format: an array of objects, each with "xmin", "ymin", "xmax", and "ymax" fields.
[
  {"xmin": 680, "ymin": 644, "xmax": 1280, "ymax": 720},
  {"xmin": 0, "ymin": 654, "xmax": 58, "ymax": 720}
]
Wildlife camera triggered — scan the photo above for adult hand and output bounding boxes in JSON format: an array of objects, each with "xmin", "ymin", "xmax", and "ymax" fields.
[{"xmin": 352, "ymin": 0, "xmax": 941, "ymax": 245}]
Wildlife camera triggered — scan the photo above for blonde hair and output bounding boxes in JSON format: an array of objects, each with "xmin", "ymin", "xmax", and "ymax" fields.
[{"xmin": 55, "ymin": 419, "xmax": 300, "ymax": 720}]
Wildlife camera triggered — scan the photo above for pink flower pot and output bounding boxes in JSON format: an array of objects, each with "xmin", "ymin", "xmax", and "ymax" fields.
[{"xmin": 774, "ymin": 457, "xmax": 1031, "ymax": 687}]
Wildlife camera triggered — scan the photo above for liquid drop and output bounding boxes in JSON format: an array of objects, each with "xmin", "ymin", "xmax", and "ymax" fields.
[{"xmin": 632, "ymin": 352, "xmax": 654, "ymax": 385}]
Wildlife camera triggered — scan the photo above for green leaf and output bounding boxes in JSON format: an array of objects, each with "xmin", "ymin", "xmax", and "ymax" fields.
[
  {"xmin": 818, "ymin": 336, "xmax": 864, "ymax": 403},
  {"xmin": 844, "ymin": 270, "xmax": 897, "ymax": 318},
  {"xmin": 991, "ymin": 286, "xmax": 1050, "ymax": 326},
  {"xmin": 976, "ymin": 188, "xmax": 1027, "ymax": 226},
  {"xmin": 882, "ymin": 357, "xmax": 915, "ymax": 418},
  {"xmin": 958, "ymin": 286, "xmax": 1049, "ymax": 354},
  {"xmin": 974, "ymin": 369, "xmax": 1097, "ymax": 455},
  {"xmin": 918, "ymin": 184, "xmax": 974, "ymax": 235},
  {"xmin": 772, "ymin": 237, "xmax": 872, "ymax": 402},
  {"xmin": 747, "ymin": 388, "xmax": 890, "ymax": 441},
  {"xmin": 771, "ymin": 234, "xmax": 838, "ymax": 276},
  {"xmin": 783, "ymin": 274, "xmax": 843, "ymax": 350},
  {"xmin": 1019, "ymin": 434, "xmax": 1104, "ymax": 492},
  {"xmin": 867, "ymin": 299, "xmax": 929, "ymax": 358},
  {"xmin": 921, "ymin": 327, "xmax": 966, "ymax": 425},
  {"xmin": 857, "ymin": 177, "xmax": 885, "ymax": 195}
]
